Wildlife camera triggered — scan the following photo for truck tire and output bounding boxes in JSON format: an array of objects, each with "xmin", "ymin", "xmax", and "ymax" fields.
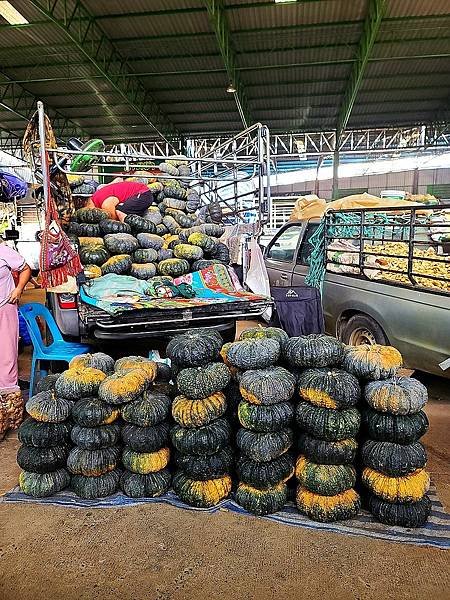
[{"xmin": 341, "ymin": 314, "xmax": 388, "ymax": 346}]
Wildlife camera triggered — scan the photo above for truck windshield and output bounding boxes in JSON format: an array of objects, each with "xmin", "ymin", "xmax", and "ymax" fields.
[{"xmin": 266, "ymin": 225, "xmax": 302, "ymax": 262}]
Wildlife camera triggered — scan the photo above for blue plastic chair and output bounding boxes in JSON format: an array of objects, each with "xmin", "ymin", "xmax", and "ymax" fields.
[{"xmin": 20, "ymin": 303, "xmax": 91, "ymax": 396}]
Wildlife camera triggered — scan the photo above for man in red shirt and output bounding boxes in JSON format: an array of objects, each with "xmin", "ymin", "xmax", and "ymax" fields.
[{"xmin": 86, "ymin": 180, "xmax": 154, "ymax": 221}]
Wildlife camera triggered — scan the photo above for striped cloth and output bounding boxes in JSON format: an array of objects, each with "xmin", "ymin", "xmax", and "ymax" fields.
[{"xmin": 1, "ymin": 485, "xmax": 448, "ymax": 550}]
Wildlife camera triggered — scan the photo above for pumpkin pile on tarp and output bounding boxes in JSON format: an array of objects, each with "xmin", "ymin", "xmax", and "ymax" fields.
[
  {"xmin": 286, "ymin": 334, "xmax": 362, "ymax": 523},
  {"xmin": 169, "ymin": 329, "xmax": 233, "ymax": 508},
  {"xmin": 226, "ymin": 328, "xmax": 296, "ymax": 516},
  {"xmin": 353, "ymin": 345, "xmax": 432, "ymax": 527},
  {"xmin": 58, "ymin": 353, "xmax": 122, "ymax": 499},
  {"xmin": 66, "ymin": 165, "xmax": 230, "ymax": 284},
  {"xmin": 119, "ymin": 358, "xmax": 172, "ymax": 498},
  {"xmin": 18, "ymin": 373, "xmax": 71, "ymax": 497}
]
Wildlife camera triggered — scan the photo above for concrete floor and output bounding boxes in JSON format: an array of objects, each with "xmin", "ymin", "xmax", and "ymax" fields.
[{"xmin": 0, "ymin": 290, "xmax": 449, "ymax": 599}]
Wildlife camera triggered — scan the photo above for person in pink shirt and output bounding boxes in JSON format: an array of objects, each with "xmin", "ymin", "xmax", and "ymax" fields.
[{"xmin": 0, "ymin": 241, "xmax": 31, "ymax": 392}]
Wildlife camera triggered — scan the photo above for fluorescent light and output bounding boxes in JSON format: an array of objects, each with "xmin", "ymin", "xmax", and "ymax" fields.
[
  {"xmin": 274, "ymin": 0, "xmax": 297, "ymax": 4},
  {"xmin": 0, "ymin": 1, "xmax": 28, "ymax": 24}
]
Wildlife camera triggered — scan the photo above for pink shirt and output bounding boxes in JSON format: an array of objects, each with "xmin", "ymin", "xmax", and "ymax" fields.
[{"xmin": 0, "ymin": 243, "xmax": 25, "ymax": 307}]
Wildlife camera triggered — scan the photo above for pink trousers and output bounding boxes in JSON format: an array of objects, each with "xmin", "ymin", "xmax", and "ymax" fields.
[{"xmin": 0, "ymin": 302, "xmax": 19, "ymax": 392}]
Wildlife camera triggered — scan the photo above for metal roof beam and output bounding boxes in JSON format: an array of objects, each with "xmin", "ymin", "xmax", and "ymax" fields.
[
  {"xmin": 337, "ymin": 0, "xmax": 387, "ymax": 135},
  {"xmin": 28, "ymin": 0, "xmax": 177, "ymax": 142},
  {"xmin": 202, "ymin": 0, "xmax": 252, "ymax": 127}
]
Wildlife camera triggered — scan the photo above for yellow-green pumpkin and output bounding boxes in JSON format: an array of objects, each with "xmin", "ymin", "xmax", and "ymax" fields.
[{"xmin": 171, "ymin": 392, "xmax": 227, "ymax": 428}]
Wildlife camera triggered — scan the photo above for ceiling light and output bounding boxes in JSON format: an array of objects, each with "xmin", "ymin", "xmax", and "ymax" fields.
[
  {"xmin": 226, "ymin": 82, "xmax": 236, "ymax": 93},
  {"xmin": 274, "ymin": 0, "xmax": 297, "ymax": 4},
  {"xmin": 0, "ymin": 1, "xmax": 28, "ymax": 24}
]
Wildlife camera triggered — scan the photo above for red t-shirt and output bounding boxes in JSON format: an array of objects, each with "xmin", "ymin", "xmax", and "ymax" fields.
[{"xmin": 91, "ymin": 181, "xmax": 148, "ymax": 208}]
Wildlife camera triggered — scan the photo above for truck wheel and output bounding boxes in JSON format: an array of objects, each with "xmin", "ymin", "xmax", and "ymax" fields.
[{"xmin": 341, "ymin": 314, "xmax": 388, "ymax": 346}]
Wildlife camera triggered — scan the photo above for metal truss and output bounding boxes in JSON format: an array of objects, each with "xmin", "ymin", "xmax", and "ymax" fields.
[
  {"xmin": 107, "ymin": 125, "xmax": 450, "ymax": 160},
  {"xmin": 203, "ymin": 0, "xmax": 252, "ymax": 128},
  {"xmin": 28, "ymin": 0, "xmax": 178, "ymax": 142},
  {"xmin": 337, "ymin": 0, "xmax": 387, "ymax": 136}
]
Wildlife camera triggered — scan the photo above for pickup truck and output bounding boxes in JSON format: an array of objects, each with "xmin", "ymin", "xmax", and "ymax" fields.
[
  {"xmin": 264, "ymin": 206, "xmax": 450, "ymax": 378},
  {"xmin": 47, "ymin": 285, "xmax": 271, "ymax": 347}
]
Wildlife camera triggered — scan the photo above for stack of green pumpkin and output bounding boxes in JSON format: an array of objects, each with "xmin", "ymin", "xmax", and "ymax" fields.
[
  {"xmin": 284, "ymin": 334, "xmax": 362, "ymax": 522},
  {"xmin": 57, "ymin": 353, "xmax": 122, "ymax": 499},
  {"xmin": 67, "ymin": 168, "xmax": 230, "ymax": 282},
  {"xmin": 119, "ymin": 358, "xmax": 172, "ymax": 498},
  {"xmin": 224, "ymin": 328, "xmax": 296, "ymax": 516},
  {"xmin": 168, "ymin": 330, "xmax": 234, "ymax": 508},
  {"xmin": 347, "ymin": 344, "xmax": 432, "ymax": 527},
  {"xmin": 17, "ymin": 374, "xmax": 71, "ymax": 498}
]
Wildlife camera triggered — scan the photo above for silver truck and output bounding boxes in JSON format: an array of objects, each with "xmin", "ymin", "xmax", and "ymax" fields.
[{"xmin": 264, "ymin": 206, "xmax": 450, "ymax": 378}]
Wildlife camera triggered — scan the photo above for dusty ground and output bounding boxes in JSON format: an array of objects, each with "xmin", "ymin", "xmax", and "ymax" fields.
[{"xmin": 0, "ymin": 291, "xmax": 448, "ymax": 599}]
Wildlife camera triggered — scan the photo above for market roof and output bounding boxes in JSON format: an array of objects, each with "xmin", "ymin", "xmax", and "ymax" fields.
[{"xmin": 0, "ymin": 0, "xmax": 449, "ymax": 144}]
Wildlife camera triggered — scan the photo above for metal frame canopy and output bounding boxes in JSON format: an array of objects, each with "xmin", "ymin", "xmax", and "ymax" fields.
[{"xmin": 0, "ymin": 0, "xmax": 448, "ymax": 147}]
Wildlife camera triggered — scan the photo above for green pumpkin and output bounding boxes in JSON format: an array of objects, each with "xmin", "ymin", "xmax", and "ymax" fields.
[
  {"xmin": 171, "ymin": 418, "xmax": 231, "ymax": 455},
  {"xmin": 19, "ymin": 468, "xmax": 70, "ymax": 498},
  {"xmin": 17, "ymin": 445, "xmax": 69, "ymax": 473},
  {"xmin": 364, "ymin": 376, "xmax": 427, "ymax": 415},
  {"xmin": 101, "ymin": 254, "xmax": 132, "ymax": 275},
  {"xmin": 191, "ymin": 259, "xmax": 221, "ymax": 271},
  {"xmin": 172, "ymin": 393, "xmax": 227, "ymax": 428},
  {"xmin": 133, "ymin": 248, "xmax": 158, "ymax": 264},
  {"xmin": 174, "ymin": 447, "xmax": 233, "ymax": 480},
  {"xmin": 361, "ymin": 407, "xmax": 429, "ymax": 444},
  {"xmin": 157, "ymin": 248, "xmax": 173, "ymax": 261},
  {"xmin": 237, "ymin": 453, "xmax": 294, "ymax": 490},
  {"xmin": 235, "ymin": 482, "xmax": 288, "ymax": 516},
  {"xmin": 120, "ymin": 391, "xmax": 171, "ymax": 426},
  {"xmin": 238, "ymin": 400, "xmax": 294, "ymax": 432},
  {"xmin": 297, "ymin": 434, "xmax": 358, "ymax": 465},
  {"xmin": 122, "ymin": 446, "xmax": 170, "ymax": 474},
  {"xmin": 295, "ymin": 455, "xmax": 356, "ymax": 496},
  {"xmin": 75, "ymin": 223, "xmax": 101, "ymax": 237},
  {"xmin": 71, "ymin": 397, "xmax": 120, "ymax": 427},
  {"xmin": 137, "ymin": 233, "xmax": 165, "ymax": 250},
  {"xmin": 295, "ymin": 402, "xmax": 361, "ymax": 441},
  {"xmin": 166, "ymin": 330, "xmax": 222, "ymax": 367},
  {"xmin": 239, "ymin": 366, "xmax": 296, "ymax": 405},
  {"xmin": 71, "ymin": 423, "xmax": 121, "ymax": 449},
  {"xmin": 296, "ymin": 486, "xmax": 361, "ymax": 522},
  {"xmin": 55, "ymin": 367, "xmax": 106, "ymax": 401},
  {"xmin": 67, "ymin": 447, "xmax": 120, "ymax": 476},
  {"xmin": 76, "ymin": 207, "xmax": 109, "ymax": 224},
  {"xmin": 130, "ymin": 262, "xmax": 157, "ymax": 280},
  {"xmin": 209, "ymin": 242, "xmax": 229, "ymax": 264},
  {"xmin": 79, "ymin": 245, "xmax": 110, "ymax": 266},
  {"xmin": 202, "ymin": 223, "xmax": 225, "ymax": 237},
  {"xmin": 104, "ymin": 233, "xmax": 139, "ymax": 255},
  {"xmin": 143, "ymin": 210, "xmax": 162, "ymax": 225},
  {"xmin": 297, "ymin": 368, "xmax": 361, "ymax": 409},
  {"xmin": 69, "ymin": 352, "xmax": 115, "ymax": 374},
  {"xmin": 99, "ymin": 219, "xmax": 132, "ymax": 235},
  {"xmin": 124, "ymin": 214, "xmax": 157, "ymax": 234},
  {"xmin": 361, "ymin": 440, "xmax": 427, "ymax": 477},
  {"xmin": 120, "ymin": 469, "xmax": 171, "ymax": 498},
  {"xmin": 155, "ymin": 224, "xmax": 169, "ymax": 237},
  {"xmin": 157, "ymin": 258, "xmax": 190, "ymax": 277},
  {"xmin": 172, "ymin": 211, "xmax": 196, "ymax": 229},
  {"xmin": 98, "ymin": 370, "xmax": 148, "ymax": 405},
  {"xmin": 26, "ymin": 391, "xmax": 73, "ymax": 423},
  {"xmin": 188, "ymin": 232, "xmax": 217, "ymax": 252},
  {"xmin": 71, "ymin": 469, "xmax": 121, "ymax": 499},
  {"xmin": 174, "ymin": 243, "xmax": 203, "ymax": 261},
  {"xmin": 163, "ymin": 198, "xmax": 186, "ymax": 211},
  {"xmin": 225, "ymin": 339, "xmax": 281, "ymax": 370},
  {"xmin": 18, "ymin": 418, "xmax": 71, "ymax": 447},
  {"xmin": 342, "ymin": 344, "xmax": 402, "ymax": 380},
  {"xmin": 155, "ymin": 362, "xmax": 172, "ymax": 382},
  {"xmin": 176, "ymin": 363, "xmax": 231, "ymax": 400},
  {"xmin": 114, "ymin": 356, "xmax": 157, "ymax": 381},
  {"xmin": 172, "ymin": 471, "xmax": 232, "ymax": 507},
  {"xmin": 367, "ymin": 494, "xmax": 431, "ymax": 528},
  {"xmin": 35, "ymin": 374, "xmax": 60, "ymax": 393},
  {"xmin": 239, "ymin": 327, "xmax": 289, "ymax": 349},
  {"xmin": 162, "ymin": 215, "xmax": 179, "ymax": 234},
  {"xmin": 284, "ymin": 334, "xmax": 344, "ymax": 368},
  {"xmin": 121, "ymin": 422, "xmax": 170, "ymax": 452},
  {"xmin": 236, "ymin": 428, "xmax": 293, "ymax": 462}
]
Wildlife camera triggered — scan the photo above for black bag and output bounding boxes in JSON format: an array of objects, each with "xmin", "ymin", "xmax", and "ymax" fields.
[{"xmin": 269, "ymin": 285, "xmax": 324, "ymax": 337}]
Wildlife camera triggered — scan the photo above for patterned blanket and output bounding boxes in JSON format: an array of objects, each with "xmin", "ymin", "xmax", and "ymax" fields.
[{"xmin": 80, "ymin": 264, "xmax": 268, "ymax": 315}]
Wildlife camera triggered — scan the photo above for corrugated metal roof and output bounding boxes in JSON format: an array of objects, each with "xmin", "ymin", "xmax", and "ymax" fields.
[{"xmin": 0, "ymin": 0, "xmax": 448, "ymax": 139}]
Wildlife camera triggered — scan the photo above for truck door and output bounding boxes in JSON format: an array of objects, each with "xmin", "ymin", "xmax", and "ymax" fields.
[
  {"xmin": 264, "ymin": 224, "xmax": 303, "ymax": 287},
  {"xmin": 292, "ymin": 222, "xmax": 320, "ymax": 285}
]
